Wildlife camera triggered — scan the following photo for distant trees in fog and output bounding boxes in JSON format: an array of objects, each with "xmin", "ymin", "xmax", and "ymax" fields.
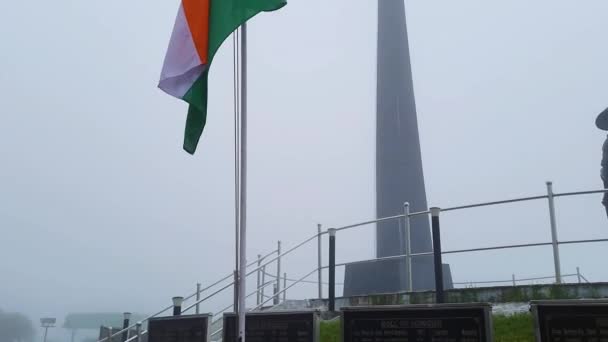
[{"xmin": 0, "ymin": 309, "xmax": 35, "ymax": 342}]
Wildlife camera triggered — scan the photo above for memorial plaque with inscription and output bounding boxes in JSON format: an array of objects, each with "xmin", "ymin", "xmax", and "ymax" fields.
[
  {"xmin": 223, "ymin": 311, "xmax": 319, "ymax": 342},
  {"xmin": 148, "ymin": 314, "xmax": 211, "ymax": 342},
  {"xmin": 341, "ymin": 304, "xmax": 492, "ymax": 342},
  {"xmin": 532, "ymin": 300, "xmax": 608, "ymax": 342}
]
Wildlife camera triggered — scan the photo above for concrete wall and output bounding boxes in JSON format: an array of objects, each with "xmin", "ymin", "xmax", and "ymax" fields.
[{"xmin": 308, "ymin": 282, "xmax": 608, "ymax": 309}]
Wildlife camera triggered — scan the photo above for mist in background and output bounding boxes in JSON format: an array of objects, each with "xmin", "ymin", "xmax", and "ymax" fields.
[{"xmin": 2, "ymin": 0, "xmax": 608, "ymax": 340}]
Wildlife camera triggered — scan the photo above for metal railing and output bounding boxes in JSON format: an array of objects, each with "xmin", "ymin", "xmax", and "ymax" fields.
[
  {"xmin": 453, "ymin": 267, "xmax": 591, "ymax": 287},
  {"xmin": 98, "ymin": 247, "xmax": 284, "ymax": 342},
  {"xmin": 321, "ymin": 182, "xmax": 608, "ymax": 298},
  {"xmin": 100, "ymin": 182, "xmax": 608, "ymax": 342},
  {"xmin": 100, "ymin": 230, "xmax": 323, "ymax": 341}
]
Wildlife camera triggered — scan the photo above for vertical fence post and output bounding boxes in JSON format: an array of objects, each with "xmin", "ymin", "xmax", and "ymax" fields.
[
  {"xmin": 577, "ymin": 267, "xmax": 582, "ymax": 283},
  {"xmin": 196, "ymin": 283, "xmax": 201, "ymax": 314},
  {"xmin": 512, "ymin": 274, "xmax": 516, "ymax": 287},
  {"xmin": 122, "ymin": 312, "xmax": 131, "ymax": 342},
  {"xmin": 283, "ymin": 272, "xmax": 287, "ymax": 302},
  {"xmin": 107, "ymin": 327, "xmax": 113, "ymax": 342},
  {"xmin": 276, "ymin": 240, "xmax": 282, "ymax": 301},
  {"xmin": 404, "ymin": 202, "xmax": 413, "ymax": 292},
  {"xmin": 273, "ymin": 284, "xmax": 279, "ymax": 305},
  {"xmin": 262, "ymin": 265, "xmax": 267, "ymax": 304},
  {"xmin": 135, "ymin": 322, "xmax": 141, "ymax": 342},
  {"xmin": 328, "ymin": 228, "xmax": 336, "ymax": 311},
  {"xmin": 172, "ymin": 296, "xmax": 183, "ymax": 316},
  {"xmin": 546, "ymin": 181, "xmax": 562, "ymax": 284},
  {"xmin": 431, "ymin": 207, "xmax": 445, "ymax": 304},
  {"xmin": 256, "ymin": 254, "xmax": 262, "ymax": 305},
  {"xmin": 317, "ymin": 224, "xmax": 323, "ymax": 300}
]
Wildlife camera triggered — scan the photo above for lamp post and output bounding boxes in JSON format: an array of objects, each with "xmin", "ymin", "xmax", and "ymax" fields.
[
  {"xmin": 122, "ymin": 312, "xmax": 131, "ymax": 342},
  {"xmin": 172, "ymin": 296, "xmax": 184, "ymax": 316},
  {"xmin": 40, "ymin": 318, "xmax": 56, "ymax": 342}
]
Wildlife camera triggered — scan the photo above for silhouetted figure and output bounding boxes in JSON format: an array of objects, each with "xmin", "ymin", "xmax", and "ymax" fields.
[{"xmin": 596, "ymin": 108, "xmax": 608, "ymax": 218}]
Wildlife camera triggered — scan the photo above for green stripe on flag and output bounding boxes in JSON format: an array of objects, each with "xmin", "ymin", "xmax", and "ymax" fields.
[
  {"xmin": 182, "ymin": 0, "xmax": 286, "ymax": 154},
  {"xmin": 183, "ymin": 72, "xmax": 209, "ymax": 154}
]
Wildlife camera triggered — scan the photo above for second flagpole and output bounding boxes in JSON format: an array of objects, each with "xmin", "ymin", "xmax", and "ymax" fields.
[{"xmin": 237, "ymin": 21, "xmax": 248, "ymax": 342}]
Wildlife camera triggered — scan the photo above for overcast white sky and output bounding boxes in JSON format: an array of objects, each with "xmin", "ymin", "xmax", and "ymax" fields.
[{"xmin": 2, "ymin": 0, "xmax": 608, "ymax": 340}]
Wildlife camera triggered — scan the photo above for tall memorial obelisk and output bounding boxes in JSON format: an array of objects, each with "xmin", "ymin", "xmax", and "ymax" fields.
[
  {"xmin": 343, "ymin": 0, "xmax": 451, "ymax": 295},
  {"xmin": 376, "ymin": 0, "xmax": 432, "ymax": 258}
]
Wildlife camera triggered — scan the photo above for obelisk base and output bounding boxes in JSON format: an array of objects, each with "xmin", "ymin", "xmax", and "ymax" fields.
[{"xmin": 343, "ymin": 256, "xmax": 453, "ymax": 297}]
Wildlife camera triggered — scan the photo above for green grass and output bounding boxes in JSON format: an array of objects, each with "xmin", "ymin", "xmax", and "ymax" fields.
[
  {"xmin": 320, "ymin": 313, "xmax": 534, "ymax": 342},
  {"xmin": 320, "ymin": 320, "xmax": 340, "ymax": 342},
  {"xmin": 493, "ymin": 313, "xmax": 535, "ymax": 342}
]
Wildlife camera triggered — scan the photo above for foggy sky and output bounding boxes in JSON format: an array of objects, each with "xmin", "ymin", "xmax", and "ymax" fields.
[{"xmin": 2, "ymin": 0, "xmax": 608, "ymax": 340}]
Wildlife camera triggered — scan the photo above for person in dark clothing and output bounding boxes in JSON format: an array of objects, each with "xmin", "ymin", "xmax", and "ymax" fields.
[{"xmin": 596, "ymin": 107, "xmax": 608, "ymax": 217}]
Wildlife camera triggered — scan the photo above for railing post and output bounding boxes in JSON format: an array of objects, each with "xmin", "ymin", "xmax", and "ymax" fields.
[
  {"xmin": 172, "ymin": 296, "xmax": 183, "ymax": 316},
  {"xmin": 107, "ymin": 326, "xmax": 113, "ymax": 342},
  {"xmin": 135, "ymin": 322, "xmax": 142, "ymax": 342},
  {"xmin": 283, "ymin": 272, "xmax": 287, "ymax": 302},
  {"xmin": 328, "ymin": 228, "xmax": 336, "ymax": 311},
  {"xmin": 577, "ymin": 267, "xmax": 582, "ymax": 283},
  {"xmin": 546, "ymin": 181, "xmax": 562, "ymax": 284},
  {"xmin": 317, "ymin": 224, "xmax": 323, "ymax": 300},
  {"xmin": 261, "ymin": 265, "xmax": 266, "ymax": 304},
  {"xmin": 122, "ymin": 312, "xmax": 131, "ymax": 342},
  {"xmin": 256, "ymin": 254, "xmax": 262, "ymax": 305},
  {"xmin": 273, "ymin": 284, "xmax": 279, "ymax": 305},
  {"xmin": 195, "ymin": 283, "xmax": 201, "ymax": 314},
  {"xmin": 135, "ymin": 323, "xmax": 141, "ymax": 342},
  {"xmin": 512, "ymin": 274, "xmax": 516, "ymax": 287},
  {"xmin": 276, "ymin": 240, "xmax": 282, "ymax": 301},
  {"xmin": 431, "ymin": 207, "xmax": 445, "ymax": 304},
  {"xmin": 404, "ymin": 202, "xmax": 413, "ymax": 292}
]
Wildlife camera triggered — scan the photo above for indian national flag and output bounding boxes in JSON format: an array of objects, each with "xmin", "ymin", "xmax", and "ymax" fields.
[{"xmin": 159, "ymin": 0, "xmax": 286, "ymax": 154}]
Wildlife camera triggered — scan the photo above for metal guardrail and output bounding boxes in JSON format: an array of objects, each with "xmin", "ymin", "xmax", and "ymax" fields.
[
  {"xmin": 453, "ymin": 269, "xmax": 591, "ymax": 287},
  {"xmin": 98, "ymin": 248, "xmax": 282, "ymax": 342},
  {"xmin": 100, "ymin": 183, "xmax": 608, "ymax": 342},
  {"xmin": 321, "ymin": 183, "xmax": 608, "ymax": 297}
]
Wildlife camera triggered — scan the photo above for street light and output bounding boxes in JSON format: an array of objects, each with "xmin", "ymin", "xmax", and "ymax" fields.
[
  {"xmin": 122, "ymin": 312, "xmax": 132, "ymax": 342},
  {"xmin": 40, "ymin": 318, "xmax": 56, "ymax": 342},
  {"xmin": 172, "ymin": 296, "xmax": 184, "ymax": 316}
]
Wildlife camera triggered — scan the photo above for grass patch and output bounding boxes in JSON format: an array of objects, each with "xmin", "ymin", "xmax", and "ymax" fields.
[
  {"xmin": 493, "ymin": 313, "xmax": 534, "ymax": 342},
  {"xmin": 319, "ymin": 313, "xmax": 534, "ymax": 342},
  {"xmin": 320, "ymin": 320, "xmax": 340, "ymax": 342}
]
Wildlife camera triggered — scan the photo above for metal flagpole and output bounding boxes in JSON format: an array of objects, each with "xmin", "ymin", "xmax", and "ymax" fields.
[
  {"xmin": 238, "ymin": 22, "xmax": 248, "ymax": 342},
  {"xmin": 232, "ymin": 25, "xmax": 241, "ymax": 324}
]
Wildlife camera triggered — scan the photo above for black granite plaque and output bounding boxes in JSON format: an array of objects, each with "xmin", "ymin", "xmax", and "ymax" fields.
[
  {"xmin": 148, "ymin": 314, "xmax": 211, "ymax": 342},
  {"xmin": 341, "ymin": 304, "xmax": 492, "ymax": 342},
  {"xmin": 532, "ymin": 300, "xmax": 608, "ymax": 342},
  {"xmin": 223, "ymin": 311, "xmax": 319, "ymax": 342}
]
